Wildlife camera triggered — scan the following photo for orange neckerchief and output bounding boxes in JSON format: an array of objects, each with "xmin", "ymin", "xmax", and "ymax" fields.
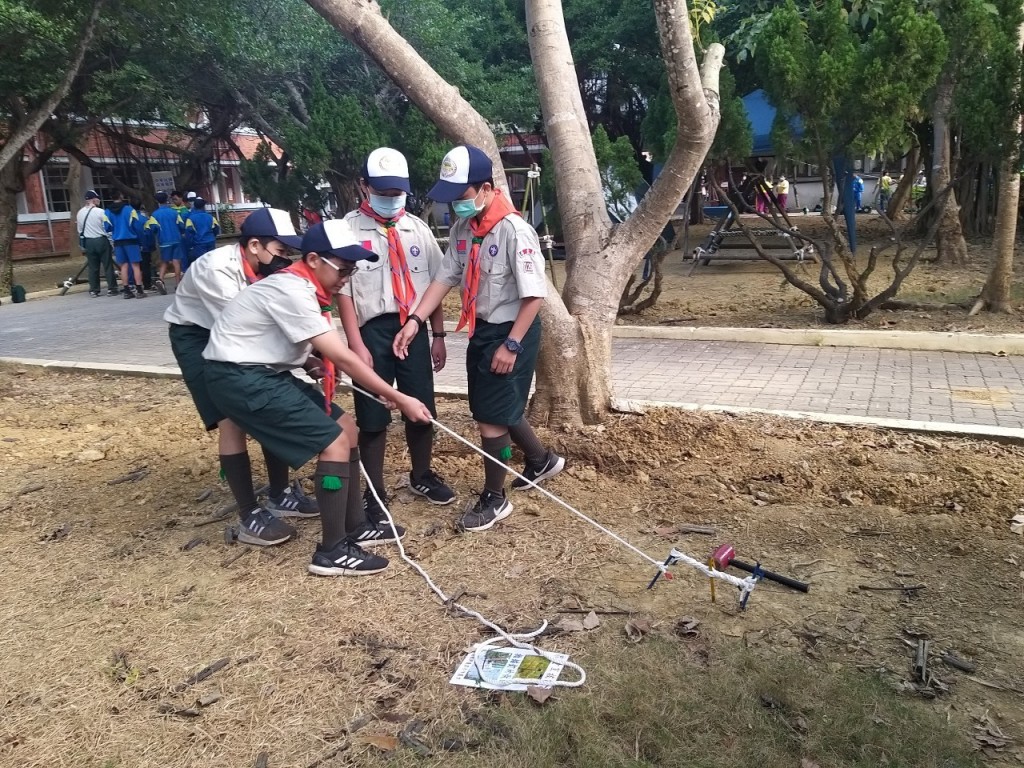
[
  {"xmin": 358, "ymin": 200, "xmax": 417, "ymax": 323},
  {"xmin": 282, "ymin": 260, "xmax": 335, "ymax": 414},
  {"xmin": 239, "ymin": 245, "xmax": 259, "ymax": 284},
  {"xmin": 457, "ymin": 189, "xmax": 518, "ymax": 338}
]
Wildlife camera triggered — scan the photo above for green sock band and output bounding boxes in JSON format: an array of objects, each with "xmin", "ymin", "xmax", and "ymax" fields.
[
  {"xmin": 219, "ymin": 467, "xmax": 226, "ymax": 480},
  {"xmin": 321, "ymin": 475, "xmax": 343, "ymax": 491},
  {"xmin": 499, "ymin": 445, "xmax": 513, "ymax": 461}
]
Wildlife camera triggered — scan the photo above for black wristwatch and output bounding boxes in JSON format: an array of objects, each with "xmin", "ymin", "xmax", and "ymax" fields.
[{"xmin": 503, "ymin": 337, "xmax": 524, "ymax": 354}]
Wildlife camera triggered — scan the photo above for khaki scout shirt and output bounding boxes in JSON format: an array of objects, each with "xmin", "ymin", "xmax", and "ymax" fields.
[
  {"xmin": 163, "ymin": 243, "xmax": 247, "ymax": 329},
  {"xmin": 339, "ymin": 210, "xmax": 443, "ymax": 326},
  {"xmin": 434, "ymin": 213, "xmax": 547, "ymax": 325},
  {"xmin": 203, "ymin": 273, "xmax": 332, "ymax": 372}
]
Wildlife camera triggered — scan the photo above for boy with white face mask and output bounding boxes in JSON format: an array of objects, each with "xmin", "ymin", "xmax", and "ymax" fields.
[{"xmin": 338, "ymin": 148, "xmax": 455, "ymax": 533}]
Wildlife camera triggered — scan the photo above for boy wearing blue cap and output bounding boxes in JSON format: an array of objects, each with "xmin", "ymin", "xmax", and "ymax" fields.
[
  {"xmin": 203, "ymin": 221, "xmax": 433, "ymax": 576},
  {"xmin": 393, "ymin": 145, "xmax": 565, "ymax": 533},
  {"xmin": 339, "ymin": 147, "xmax": 454, "ymax": 528},
  {"xmin": 102, "ymin": 190, "xmax": 146, "ymax": 299}
]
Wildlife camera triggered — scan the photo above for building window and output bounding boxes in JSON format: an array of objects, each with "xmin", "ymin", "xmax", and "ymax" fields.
[
  {"xmin": 91, "ymin": 165, "xmax": 146, "ymax": 206},
  {"xmin": 43, "ymin": 164, "xmax": 72, "ymax": 213}
]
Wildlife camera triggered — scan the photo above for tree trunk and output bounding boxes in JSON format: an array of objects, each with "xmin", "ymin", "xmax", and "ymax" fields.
[
  {"xmin": 67, "ymin": 156, "xmax": 83, "ymax": 262},
  {"xmin": 931, "ymin": 65, "xmax": 969, "ymax": 264},
  {"xmin": 887, "ymin": 144, "xmax": 919, "ymax": 221},
  {"xmin": 0, "ymin": 160, "xmax": 21, "ymax": 295},
  {"xmin": 976, "ymin": 162, "xmax": 993, "ymax": 236},
  {"xmin": 971, "ymin": 18, "xmax": 1024, "ymax": 315}
]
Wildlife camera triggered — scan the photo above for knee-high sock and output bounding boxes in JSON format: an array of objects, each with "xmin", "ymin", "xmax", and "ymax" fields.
[
  {"xmin": 405, "ymin": 422, "xmax": 433, "ymax": 480},
  {"xmin": 347, "ymin": 448, "xmax": 366, "ymax": 531},
  {"xmin": 481, "ymin": 433, "xmax": 511, "ymax": 495},
  {"xmin": 314, "ymin": 460, "xmax": 349, "ymax": 550},
  {"xmin": 358, "ymin": 429, "xmax": 387, "ymax": 498},
  {"xmin": 220, "ymin": 452, "xmax": 258, "ymax": 520},
  {"xmin": 262, "ymin": 446, "xmax": 290, "ymax": 498},
  {"xmin": 508, "ymin": 417, "xmax": 547, "ymax": 466}
]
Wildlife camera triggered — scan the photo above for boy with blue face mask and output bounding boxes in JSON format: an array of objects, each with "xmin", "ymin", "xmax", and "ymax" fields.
[
  {"xmin": 338, "ymin": 148, "xmax": 455, "ymax": 531},
  {"xmin": 393, "ymin": 145, "xmax": 565, "ymax": 533}
]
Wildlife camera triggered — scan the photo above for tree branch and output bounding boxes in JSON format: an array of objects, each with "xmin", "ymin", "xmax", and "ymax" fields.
[{"xmin": 0, "ymin": 0, "xmax": 106, "ymax": 171}]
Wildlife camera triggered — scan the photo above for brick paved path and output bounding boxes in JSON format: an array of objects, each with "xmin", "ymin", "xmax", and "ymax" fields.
[{"xmin": 3, "ymin": 290, "xmax": 1024, "ymax": 429}]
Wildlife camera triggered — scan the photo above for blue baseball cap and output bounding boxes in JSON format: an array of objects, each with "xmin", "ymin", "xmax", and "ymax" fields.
[
  {"xmin": 240, "ymin": 208, "xmax": 302, "ymax": 249},
  {"xmin": 428, "ymin": 145, "xmax": 494, "ymax": 202},
  {"xmin": 301, "ymin": 220, "xmax": 379, "ymax": 263}
]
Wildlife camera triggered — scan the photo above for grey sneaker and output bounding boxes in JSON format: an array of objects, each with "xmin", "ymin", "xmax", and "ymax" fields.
[
  {"xmin": 459, "ymin": 489, "xmax": 513, "ymax": 532},
  {"xmin": 266, "ymin": 483, "xmax": 319, "ymax": 518},
  {"xmin": 237, "ymin": 508, "xmax": 296, "ymax": 547},
  {"xmin": 308, "ymin": 538, "xmax": 389, "ymax": 577},
  {"xmin": 409, "ymin": 470, "xmax": 456, "ymax": 505},
  {"xmin": 511, "ymin": 451, "xmax": 566, "ymax": 491}
]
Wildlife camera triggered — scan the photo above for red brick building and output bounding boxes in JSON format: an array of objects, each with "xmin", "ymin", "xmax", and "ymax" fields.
[{"xmin": 14, "ymin": 125, "xmax": 272, "ymax": 260}]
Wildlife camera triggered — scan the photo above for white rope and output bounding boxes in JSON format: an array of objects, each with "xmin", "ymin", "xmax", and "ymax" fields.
[
  {"xmin": 359, "ymin": 461, "xmax": 586, "ymax": 689},
  {"xmin": 342, "ymin": 377, "xmax": 758, "ymax": 601}
]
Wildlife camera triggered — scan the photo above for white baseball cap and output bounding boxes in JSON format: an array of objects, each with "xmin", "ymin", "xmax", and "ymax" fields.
[
  {"xmin": 363, "ymin": 147, "xmax": 410, "ymax": 193},
  {"xmin": 186, "ymin": 191, "xmax": 197, "ymax": 200}
]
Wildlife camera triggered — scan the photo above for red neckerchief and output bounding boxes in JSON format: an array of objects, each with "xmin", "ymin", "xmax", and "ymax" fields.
[
  {"xmin": 239, "ymin": 245, "xmax": 259, "ymax": 284},
  {"xmin": 358, "ymin": 200, "xmax": 417, "ymax": 323},
  {"xmin": 282, "ymin": 260, "xmax": 335, "ymax": 414},
  {"xmin": 457, "ymin": 189, "xmax": 519, "ymax": 337}
]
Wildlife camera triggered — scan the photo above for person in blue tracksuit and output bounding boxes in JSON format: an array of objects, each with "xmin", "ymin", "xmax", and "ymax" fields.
[
  {"xmin": 140, "ymin": 208, "xmax": 166, "ymax": 294},
  {"xmin": 183, "ymin": 197, "xmax": 220, "ymax": 269},
  {"xmin": 103, "ymin": 191, "xmax": 147, "ymax": 299},
  {"xmin": 152, "ymin": 190, "xmax": 186, "ymax": 287}
]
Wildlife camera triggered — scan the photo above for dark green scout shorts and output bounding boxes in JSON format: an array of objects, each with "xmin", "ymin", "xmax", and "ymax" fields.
[
  {"xmin": 168, "ymin": 323, "xmax": 222, "ymax": 431},
  {"xmin": 466, "ymin": 316, "xmax": 540, "ymax": 426},
  {"xmin": 353, "ymin": 313, "xmax": 437, "ymax": 432},
  {"xmin": 204, "ymin": 360, "xmax": 344, "ymax": 469}
]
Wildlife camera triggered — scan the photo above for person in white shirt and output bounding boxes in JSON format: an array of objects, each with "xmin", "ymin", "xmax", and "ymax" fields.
[
  {"xmin": 202, "ymin": 221, "xmax": 432, "ymax": 576},
  {"xmin": 165, "ymin": 208, "xmax": 318, "ymax": 547},
  {"xmin": 76, "ymin": 189, "xmax": 116, "ymax": 296}
]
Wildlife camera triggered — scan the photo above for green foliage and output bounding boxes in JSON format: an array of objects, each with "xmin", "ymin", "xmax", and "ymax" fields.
[
  {"xmin": 239, "ymin": 143, "xmax": 314, "ymax": 211},
  {"xmin": 753, "ymin": 0, "xmax": 946, "ymax": 158},
  {"xmin": 592, "ymin": 125, "xmax": 643, "ymax": 218},
  {"xmin": 390, "ymin": 107, "xmax": 448, "ymax": 195},
  {"xmin": 0, "ymin": 0, "xmax": 80, "ymax": 105}
]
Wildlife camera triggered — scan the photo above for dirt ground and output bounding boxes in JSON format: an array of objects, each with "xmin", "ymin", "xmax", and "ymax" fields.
[
  {"xmin": 1, "ymin": 365, "xmax": 1023, "ymax": 766},
  {"xmin": 12, "ymin": 218, "xmax": 1024, "ymax": 335}
]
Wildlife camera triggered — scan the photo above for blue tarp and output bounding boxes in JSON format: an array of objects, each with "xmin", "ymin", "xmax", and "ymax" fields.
[{"xmin": 741, "ymin": 89, "xmax": 804, "ymax": 157}]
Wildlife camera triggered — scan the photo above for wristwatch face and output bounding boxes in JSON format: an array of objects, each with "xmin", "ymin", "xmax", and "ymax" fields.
[{"xmin": 504, "ymin": 338, "xmax": 523, "ymax": 353}]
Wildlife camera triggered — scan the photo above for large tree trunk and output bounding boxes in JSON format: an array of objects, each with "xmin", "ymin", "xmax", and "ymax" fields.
[
  {"xmin": 931, "ymin": 65, "xmax": 969, "ymax": 264},
  {"xmin": 0, "ymin": 160, "xmax": 22, "ymax": 295},
  {"xmin": 971, "ymin": 17, "xmax": 1024, "ymax": 315}
]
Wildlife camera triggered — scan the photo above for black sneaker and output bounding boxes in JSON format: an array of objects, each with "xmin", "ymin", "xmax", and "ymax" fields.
[
  {"xmin": 237, "ymin": 508, "xmax": 296, "ymax": 546},
  {"xmin": 265, "ymin": 483, "xmax": 319, "ymax": 518},
  {"xmin": 363, "ymin": 491, "xmax": 407, "ymax": 540},
  {"xmin": 154, "ymin": 278, "xmax": 167, "ymax": 295},
  {"xmin": 89, "ymin": 290, "xmax": 100, "ymax": 298},
  {"xmin": 308, "ymin": 538, "xmax": 389, "ymax": 577},
  {"xmin": 122, "ymin": 287, "xmax": 134, "ymax": 299},
  {"xmin": 511, "ymin": 451, "xmax": 566, "ymax": 491},
  {"xmin": 107, "ymin": 288, "xmax": 119, "ymax": 296},
  {"xmin": 135, "ymin": 285, "xmax": 147, "ymax": 298},
  {"xmin": 348, "ymin": 520, "xmax": 403, "ymax": 547},
  {"xmin": 459, "ymin": 489, "xmax": 513, "ymax": 532},
  {"xmin": 409, "ymin": 470, "xmax": 456, "ymax": 505}
]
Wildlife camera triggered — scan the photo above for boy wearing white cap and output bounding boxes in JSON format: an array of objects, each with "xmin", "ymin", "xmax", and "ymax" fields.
[
  {"xmin": 165, "ymin": 208, "xmax": 316, "ymax": 546},
  {"xmin": 203, "ymin": 221, "xmax": 433, "ymax": 576},
  {"xmin": 393, "ymin": 145, "xmax": 565, "ymax": 533},
  {"xmin": 339, "ymin": 147, "xmax": 454, "ymax": 527}
]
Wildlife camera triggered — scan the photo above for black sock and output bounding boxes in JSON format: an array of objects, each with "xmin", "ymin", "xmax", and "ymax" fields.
[
  {"xmin": 262, "ymin": 446, "xmax": 290, "ymax": 498},
  {"xmin": 358, "ymin": 429, "xmax": 387, "ymax": 499},
  {"xmin": 405, "ymin": 422, "xmax": 433, "ymax": 480},
  {"xmin": 508, "ymin": 417, "xmax": 547, "ymax": 466},
  {"xmin": 314, "ymin": 460, "xmax": 349, "ymax": 550},
  {"xmin": 347, "ymin": 448, "xmax": 366, "ymax": 531},
  {"xmin": 221, "ymin": 453, "xmax": 259, "ymax": 520},
  {"xmin": 481, "ymin": 434, "xmax": 511, "ymax": 495}
]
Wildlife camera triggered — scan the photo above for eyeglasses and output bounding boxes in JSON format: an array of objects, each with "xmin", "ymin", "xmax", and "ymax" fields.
[{"xmin": 321, "ymin": 258, "xmax": 358, "ymax": 278}]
